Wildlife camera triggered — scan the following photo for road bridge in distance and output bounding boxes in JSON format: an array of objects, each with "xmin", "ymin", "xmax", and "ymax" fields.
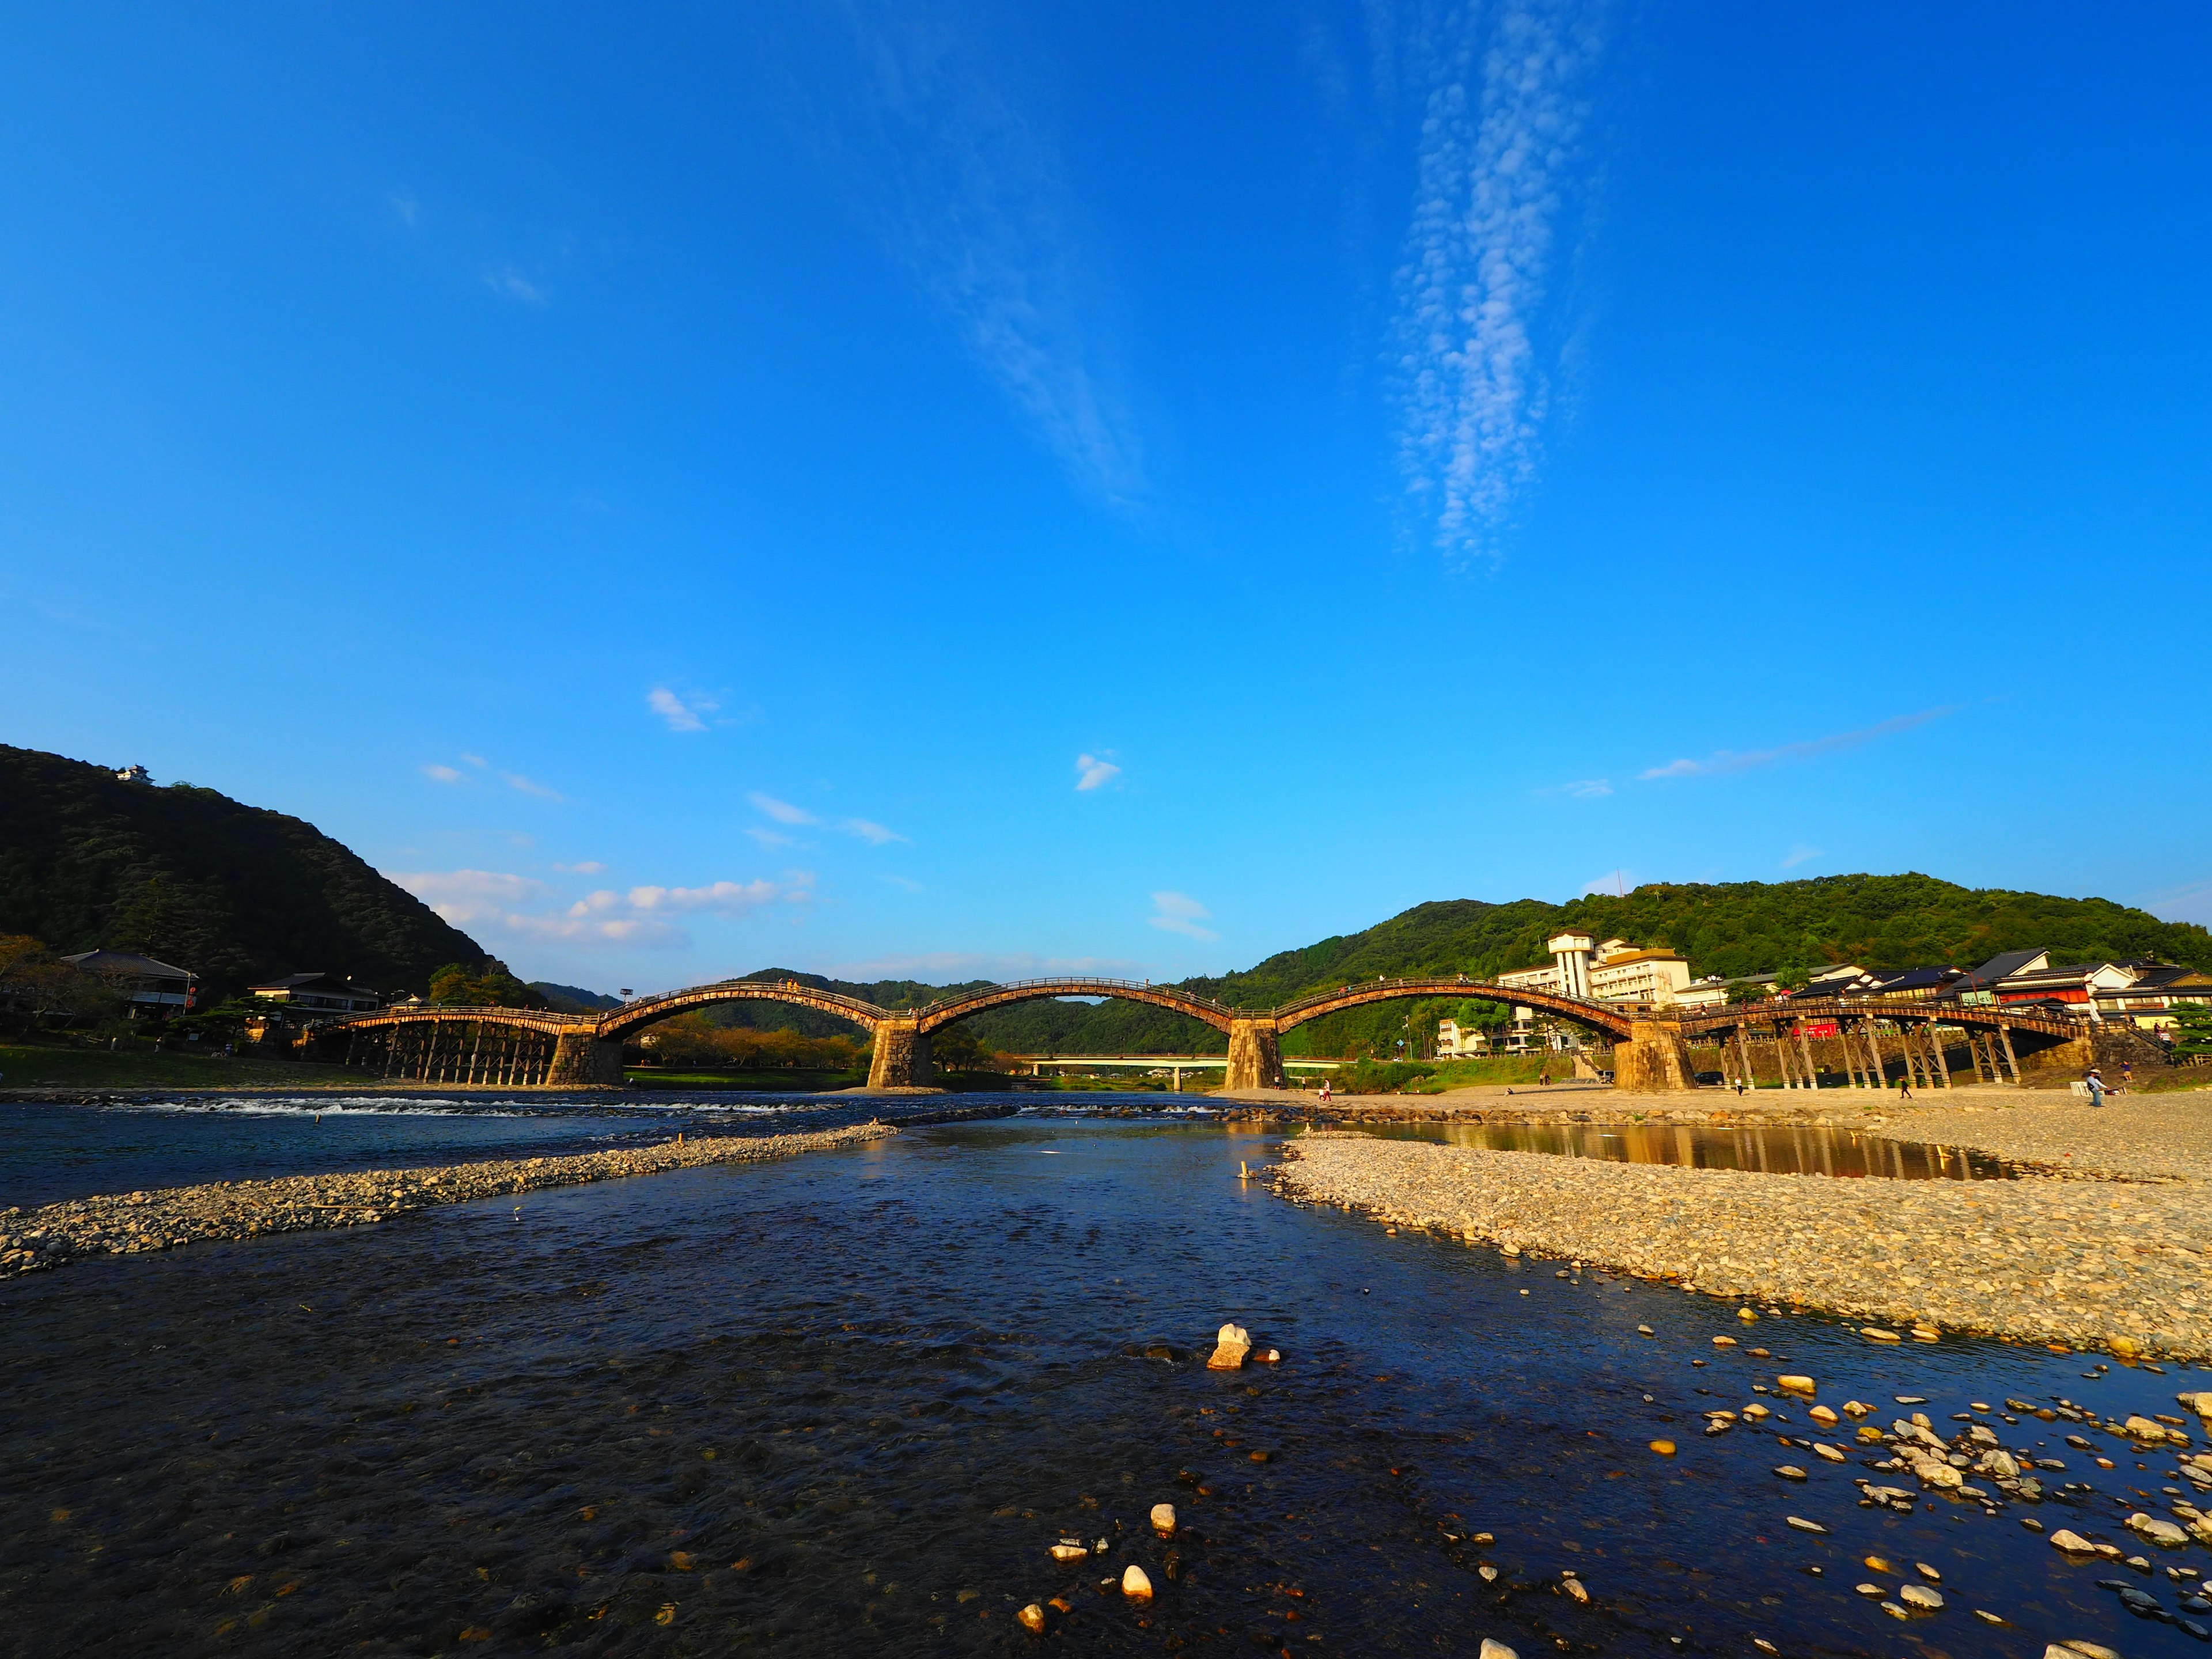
[{"xmin": 319, "ymin": 972, "xmax": 2089, "ymax": 1093}]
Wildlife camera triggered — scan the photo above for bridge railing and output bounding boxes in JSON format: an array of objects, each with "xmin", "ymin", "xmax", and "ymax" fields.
[
  {"xmin": 346, "ymin": 1004, "xmax": 593, "ymax": 1025},
  {"xmin": 1266, "ymin": 975, "xmax": 1605, "ymax": 1021}
]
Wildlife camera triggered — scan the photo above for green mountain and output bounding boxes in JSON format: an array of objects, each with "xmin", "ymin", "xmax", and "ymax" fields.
[
  {"xmin": 0, "ymin": 744, "xmax": 492, "ymax": 999},
  {"xmin": 715, "ymin": 875, "xmax": 2212, "ymax": 1058},
  {"xmin": 529, "ymin": 982, "xmax": 623, "ymax": 1013}
]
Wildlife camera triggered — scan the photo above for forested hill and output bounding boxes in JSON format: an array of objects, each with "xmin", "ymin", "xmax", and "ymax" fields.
[
  {"xmin": 0, "ymin": 744, "xmax": 492, "ymax": 999},
  {"xmin": 720, "ymin": 875, "xmax": 2212, "ymax": 1057}
]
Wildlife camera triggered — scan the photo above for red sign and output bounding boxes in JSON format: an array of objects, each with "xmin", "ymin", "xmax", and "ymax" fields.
[{"xmin": 1793, "ymin": 1021, "xmax": 1839, "ymax": 1038}]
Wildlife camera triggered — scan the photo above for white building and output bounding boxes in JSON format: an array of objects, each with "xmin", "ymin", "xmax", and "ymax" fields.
[
  {"xmin": 1497, "ymin": 934, "xmax": 1695, "ymax": 1008},
  {"xmin": 1435, "ymin": 1018, "xmax": 1492, "ymax": 1057}
]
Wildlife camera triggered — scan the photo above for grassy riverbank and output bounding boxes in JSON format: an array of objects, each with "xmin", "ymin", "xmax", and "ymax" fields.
[{"xmin": 0, "ymin": 1043, "xmax": 382, "ymax": 1090}]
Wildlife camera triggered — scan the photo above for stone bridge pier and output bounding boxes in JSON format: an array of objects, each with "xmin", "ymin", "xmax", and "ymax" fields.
[
  {"xmin": 1609, "ymin": 1020, "xmax": 1696, "ymax": 1092},
  {"xmin": 547, "ymin": 1030, "xmax": 626, "ymax": 1088},
  {"xmin": 1224, "ymin": 1019, "xmax": 1284, "ymax": 1092},
  {"xmin": 866, "ymin": 1019, "xmax": 934, "ymax": 1090}
]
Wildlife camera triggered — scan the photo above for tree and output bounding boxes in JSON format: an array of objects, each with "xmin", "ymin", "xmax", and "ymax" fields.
[
  {"xmin": 1726, "ymin": 981, "xmax": 1771, "ymax": 1006},
  {"xmin": 2172, "ymin": 1002, "xmax": 2212, "ymax": 1059},
  {"xmin": 426, "ymin": 960, "xmax": 545, "ymax": 1009},
  {"xmin": 0, "ymin": 934, "xmax": 118, "ymax": 1032}
]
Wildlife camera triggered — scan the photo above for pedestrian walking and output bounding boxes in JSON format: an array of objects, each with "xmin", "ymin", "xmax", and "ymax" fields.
[
  {"xmin": 2085, "ymin": 1067, "xmax": 2110, "ymax": 1108},
  {"xmin": 1897, "ymin": 1071, "xmax": 1912, "ymax": 1102}
]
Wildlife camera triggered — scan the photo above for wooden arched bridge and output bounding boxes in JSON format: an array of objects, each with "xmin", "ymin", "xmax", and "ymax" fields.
[{"xmin": 319, "ymin": 972, "xmax": 2090, "ymax": 1093}]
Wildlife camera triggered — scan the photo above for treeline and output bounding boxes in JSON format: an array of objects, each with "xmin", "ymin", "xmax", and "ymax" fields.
[{"xmin": 0, "ymin": 745, "xmax": 491, "ymax": 1001}]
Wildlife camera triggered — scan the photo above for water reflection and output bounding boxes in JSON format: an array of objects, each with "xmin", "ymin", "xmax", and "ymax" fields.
[{"xmin": 1374, "ymin": 1120, "xmax": 2016, "ymax": 1179}]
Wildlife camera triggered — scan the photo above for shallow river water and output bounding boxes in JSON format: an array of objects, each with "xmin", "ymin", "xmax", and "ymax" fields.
[{"xmin": 2, "ymin": 1100, "xmax": 2209, "ymax": 1658}]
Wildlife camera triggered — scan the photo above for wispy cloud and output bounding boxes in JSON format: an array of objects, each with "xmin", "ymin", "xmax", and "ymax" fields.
[
  {"xmin": 1075, "ymin": 752, "xmax": 1121, "ymax": 791},
  {"xmin": 1147, "ymin": 891, "xmax": 1218, "ymax": 941},
  {"xmin": 1391, "ymin": 0, "xmax": 1605, "ymax": 564},
  {"xmin": 1580, "ymin": 869, "xmax": 1634, "ymax": 896},
  {"xmin": 575, "ymin": 879, "xmax": 793, "ymax": 918},
  {"xmin": 745, "ymin": 827, "xmax": 797, "ymax": 849},
  {"xmin": 828, "ymin": 9, "xmax": 1144, "ymax": 508},
  {"xmin": 483, "ymin": 266, "xmax": 549, "ymax": 306},
  {"xmin": 839, "ymin": 817, "xmax": 908, "ymax": 846},
  {"xmin": 500, "ymin": 771, "xmax": 562, "ymax": 800},
  {"xmin": 882, "ymin": 874, "xmax": 925, "ymax": 893},
  {"xmin": 2139, "ymin": 878, "xmax": 2212, "ymax": 927},
  {"xmin": 1638, "ymin": 707, "xmax": 1957, "ymax": 782},
  {"xmin": 749, "ymin": 793, "xmax": 819, "ymax": 827},
  {"xmin": 554, "ymin": 860, "xmax": 607, "ymax": 874},
  {"xmin": 389, "ymin": 189, "xmax": 420, "ymax": 229},
  {"xmin": 1551, "ymin": 777, "xmax": 1611, "ymax": 799},
  {"xmin": 422, "ymin": 763, "xmax": 465, "ymax": 785},
  {"xmin": 1780, "ymin": 843, "xmax": 1824, "ymax": 870},
  {"xmin": 647, "ymin": 686, "xmax": 715, "ymax": 733}
]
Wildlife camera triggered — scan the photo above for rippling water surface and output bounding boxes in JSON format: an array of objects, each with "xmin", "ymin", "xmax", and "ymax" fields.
[
  {"xmin": 2, "ymin": 1101, "xmax": 2207, "ymax": 1658},
  {"xmin": 1378, "ymin": 1121, "xmax": 2020, "ymax": 1180}
]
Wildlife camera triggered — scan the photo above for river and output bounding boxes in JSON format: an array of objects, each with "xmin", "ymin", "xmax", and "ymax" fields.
[{"xmin": 2, "ymin": 1097, "xmax": 2207, "ymax": 1657}]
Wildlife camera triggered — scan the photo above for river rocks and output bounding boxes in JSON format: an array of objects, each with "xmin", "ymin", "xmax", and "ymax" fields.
[
  {"xmin": 1649, "ymin": 1440, "xmax": 1676, "ymax": 1456},
  {"xmin": 1050, "ymin": 1543, "xmax": 1088, "ymax": 1563},
  {"xmin": 1900, "ymin": 1585, "xmax": 1944, "ymax": 1610},
  {"xmin": 1560, "ymin": 1577, "xmax": 1589, "ymax": 1604},
  {"xmin": 1980, "ymin": 1450, "xmax": 2021, "ymax": 1478},
  {"xmin": 2050, "ymin": 1530, "xmax": 2100, "ymax": 1554},
  {"xmin": 1863, "ymin": 1328, "xmax": 1902, "ymax": 1343},
  {"xmin": 1018, "ymin": 1604, "xmax": 1046, "ymax": 1633},
  {"xmin": 1479, "ymin": 1640, "xmax": 1518, "ymax": 1659},
  {"xmin": 2127, "ymin": 1513, "xmax": 2190, "ymax": 1547},
  {"xmin": 1121, "ymin": 1565, "xmax": 1153, "ymax": 1600},
  {"xmin": 1712, "ymin": 1336, "xmax": 1738, "ymax": 1347},
  {"xmin": 1774, "ymin": 1465, "xmax": 1808, "ymax": 1480},
  {"xmin": 1808, "ymin": 1404, "xmax": 1839, "ymax": 1426},
  {"xmin": 2126, "ymin": 1415, "xmax": 2181, "ymax": 1444},
  {"xmin": 1813, "ymin": 1444, "xmax": 1847, "ymax": 1463},
  {"xmin": 1207, "ymin": 1324, "xmax": 1251, "ymax": 1370},
  {"xmin": 0, "ymin": 1122, "xmax": 894, "ymax": 1278},
  {"xmin": 1785, "ymin": 1517, "xmax": 1827, "ymax": 1533},
  {"xmin": 1150, "ymin": 1503, "xmax": 1176, "ymax": 1535},
  {"xmin": 1776, "ymin": 1374, "xmax": 1815, "ymax": 1393}
]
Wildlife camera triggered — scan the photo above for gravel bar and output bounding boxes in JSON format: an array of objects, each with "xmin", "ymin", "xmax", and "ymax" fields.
[
  {"xmin": 0, "ymin": 1121, "xmax": 892, "ymax": 1279},
  {"xmin": 1875, "ymin": 1093, "xmax": 2212, "ymax": 1183},
  {"xmin": 1271, "ymin": 1131, "xmax": 2212, "ymax": 1360}
]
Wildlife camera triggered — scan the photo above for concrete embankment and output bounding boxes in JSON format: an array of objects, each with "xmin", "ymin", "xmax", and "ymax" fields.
[
  {"xmin": 0, "ymin": 1121, "xmax": 893, "ymax": 1279},
  {"xmin": 1270, "ymin": 1131, "xmax": 2212, "ymax": 1360}
]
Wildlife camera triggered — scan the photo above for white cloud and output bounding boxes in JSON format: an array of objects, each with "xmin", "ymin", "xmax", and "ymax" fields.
[
  {"xmin": 882, "ymin": 874, "xmax": 925, "ymax": 893},
  {"xmin": 389, "ymin": 190, "xmax": 420, "ymax": 229},
  {"xmin": 1580, "ymin": 870, "xmax": 1634, "ymax": 896},
  {"xmin": 553, "ymin": 861, "xmax": 606, "ymax": 874},
  {"xmin": 388, "ymin": 866, "xmax": 804, "ymax": 953},
  {"xmin": 1147, "ymin": 891, "xmax": 1218, "ymax": 941},
  {"xmin": 1391, "ymin": 0, "xmax": 1604, "ymax": 563},
  {"xmin": 500, "ymin": 771, "xmax": 563, "ymax": 801},
  {"xmin": 839, "ymin": 817, "xmax": 908, "ymax": 846},
  {"xmin": 745, "ymin": 827, "xmax": 797, "ymax": 849},
  {"xmin": 1780, "ymin": 844, "xmax": 1824, "ymax": 870},
  {"xmin": 618, "ymin": 880, "xmax": 786, "ymax": 917},
  {"xmin": 422, "ymin": 763, "xmax": 465, "ymax": 785},
  {"xmin": 832, "ymin": 9, "xmax": 1145, "ymax": 508},
  {"xmin": 647, "ymin": 685, "xmax": 714, "ymax": 733},
  {"xmin": 1075, "ymin": 752, "xmax": 1121, "ymax": 791},
  {"xmin": 484, "ymin": 266, "xmax": 549, "ymax": 305},
  {"xmin": 1558, "ymin": 778, "xmax": 1611, "ymax": 799},
  {"xmin": 749, "ymin": 792, "xmax": 820, "ymax": 827},
  {"xmin": 460, "ymin": 753, "xmax": 488, "ymax": 768},
  {"xmin": 1638, "ymin": 707, "xmax": 1957, "ymax": 782}
]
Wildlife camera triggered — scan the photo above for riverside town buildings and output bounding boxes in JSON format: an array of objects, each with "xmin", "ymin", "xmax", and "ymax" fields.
[
  {"xmin": 59, "ymin": 949, "xmax": 197, "ymax": 1017},
  {"xmin": 249, "ymin": 972, "xmax": 382, "ymax": 1017}
]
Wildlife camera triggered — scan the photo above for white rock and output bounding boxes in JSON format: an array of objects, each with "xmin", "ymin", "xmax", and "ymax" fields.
[
  {"xmin": 1150, "ymin": 1503, "xmax": 1176, "ymax": 1535},
  {"xmin": 1479, "ymin": 1640, "xmax": 1518, "ymax": 1659},
  {"xmin": 1050, "ymin": 1543, "xmax": 1088, "ymax": 1562},
  {"xmin": 1018, "ymin": 1603, "xmax": 1046, "ymax": 1633},
  {"xmin": 2047, "ymin": 1529, "xmax": 2099, "ymax": 1553},
  {"xmin": 1122, "ymin": 1565, "xmax": 1153, "ymax": 1600},
  {"xmin": 1900, "ymin": 1585, "xmax": 1944, "ymax": 1610},
  {"xmin": 1785, "ymin": 1517, "xmax": 1827, "ymax": 1533},
  {"xmin": 1813, "ymin": 1444, "xmax": 1848, "ymax": 1463},
  {"xmin": 1561, "ymin": 1577, "xmax": 1589, "ymax": 1604}
]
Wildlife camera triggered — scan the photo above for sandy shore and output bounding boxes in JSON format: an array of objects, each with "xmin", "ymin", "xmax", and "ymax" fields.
[
  {"xmin": 1270, "ymin": 1130, "xmax": 2212, "ymax": 1359},
  {"xmin": 0, "ymin": 1121, "xmax": 892, "ymax": 1279}
]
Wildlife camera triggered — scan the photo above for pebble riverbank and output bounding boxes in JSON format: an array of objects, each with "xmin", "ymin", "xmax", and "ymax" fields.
[
  {"xmin": 1874, "ymin": 1093, "xmax": 2212, "ymax": 1184},
  {"xmin": 1270, "ymin": 1131, "xmax": 2212, "ymax": 1359},
  {"xmin": 0, "ymin": 1120, "xmax": 892, "ymax": 1278}
]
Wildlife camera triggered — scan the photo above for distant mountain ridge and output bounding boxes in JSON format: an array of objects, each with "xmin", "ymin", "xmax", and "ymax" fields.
[
  {"xmin": 529, "ymin": 982, "xmax": 623, "ymax": 1013},
  {"xmin": 0, "ymin": 744, "xmax": 492, "ymax": 1000}
]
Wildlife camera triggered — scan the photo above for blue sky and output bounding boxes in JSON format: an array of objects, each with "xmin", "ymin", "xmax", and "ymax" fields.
[{"xmin": 5, "ymin": 2, "xmax": 2207, "ymax": 993}]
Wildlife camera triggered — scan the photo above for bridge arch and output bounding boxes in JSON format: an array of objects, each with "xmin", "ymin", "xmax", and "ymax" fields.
[
  {"xmin": 1266, "ymin": 978, "xmax": 1638, "ymax": 1039},
  {"xmin": 911, "ymin": 978, "xmax": 1237, "ymax": 1037},
  {"xmin": 594, "ymin": 980, "xmax": 889, "ymax": 1041}
]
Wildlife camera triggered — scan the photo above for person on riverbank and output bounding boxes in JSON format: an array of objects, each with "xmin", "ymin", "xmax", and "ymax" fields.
[
  {"xmin": 1897, "ymin": 1071, "xmax": 1912, "ymax": 1102},
  {"xmin": 2085, "ymin": 1067, "xmax": 2111, "ymax": 1108}
]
